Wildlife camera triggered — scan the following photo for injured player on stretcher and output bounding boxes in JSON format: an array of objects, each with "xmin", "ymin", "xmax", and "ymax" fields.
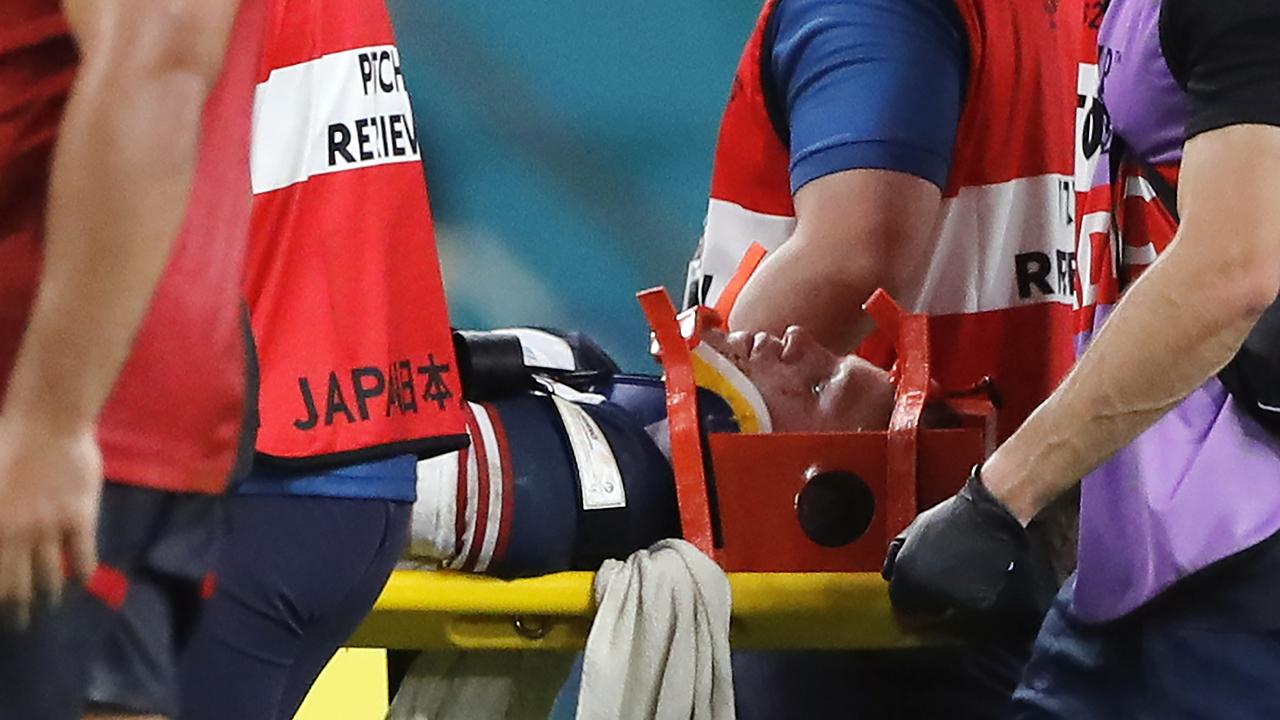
[
  {"xmin": 397, "ymin": 318, "xmax": 1054, "ymax": 719},
  {"xmin": 407, "ymin": 323, "xmax": 906, "ymax": 577}
]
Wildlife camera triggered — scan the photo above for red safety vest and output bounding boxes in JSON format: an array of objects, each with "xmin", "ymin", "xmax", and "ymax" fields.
[
  {"xmin": 690, "ymin": 0, "xmax": 1081, "ymax": 440},
  {"xmin": 0, "ymin": 0, "xmax": 262, "ymax": 494},
  {"xmin": 245, "ymin": 0, "xmax": 467, "ymax": 465},
  {"xmin": 1072, "ymin": 5, "xmax": 1180, "ymax": 334}
]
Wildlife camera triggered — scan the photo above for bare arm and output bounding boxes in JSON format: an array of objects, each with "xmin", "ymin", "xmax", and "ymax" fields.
[
  {"xmin": 3, "ymin": 0, "xmax": 241, "ymax": 430},
  {"xmin": 728, "ymin": 169, "xmax": 943, "ymax": 354},
  {"xmin": 983, "ymin": 125, "xmax": 1280, "ymax": 523},
  {"xmin": 0, "ymin": 0, "xmax": 241, "ymax": 621}
]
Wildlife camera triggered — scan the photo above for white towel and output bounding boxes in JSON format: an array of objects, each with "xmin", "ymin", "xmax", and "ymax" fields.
[
  {"xmin": 575, "ymin": 539, "xmax": 735, "ymax": 720},
  {"xmin": 387, "ymin": 650, "xmax": 574, "ymax": 720}
]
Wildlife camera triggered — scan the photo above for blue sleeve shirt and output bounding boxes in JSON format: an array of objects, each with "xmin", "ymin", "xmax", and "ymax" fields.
[
  {"xmin": 765, "ymin": 0, "xmax": 969, "ymax": 192},
  {"xmin": 236, "ymin": 454, "xmax": 419, "ymax": 502}
]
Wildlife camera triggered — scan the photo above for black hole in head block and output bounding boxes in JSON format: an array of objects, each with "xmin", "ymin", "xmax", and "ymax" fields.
[{"xmin": 796, "ymin": 471, "xmax": 875, "ymax": 548}]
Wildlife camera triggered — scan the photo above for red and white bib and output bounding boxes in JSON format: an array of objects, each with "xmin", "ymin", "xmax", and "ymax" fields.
[
  {"xmin": 245, "ymin": 0, "xmax": 466, "ymax": 464},
  {"xmin": 689, "ymin": 0, "xmax": 1082, "ymax": 439}
]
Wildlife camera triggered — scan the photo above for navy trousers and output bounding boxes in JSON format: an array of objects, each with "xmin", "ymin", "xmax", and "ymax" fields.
[
  {"xmin": 1010, "ymin": 576, "xmax": 1280, "ymax": 720},
  {"xmin": 0, "ymin": 485, "xmax": 220, "ymax": 719},
  {"xmin": 730, "ymin": 641, "xmax": 1032, "ymax": 720},
  {"xmin": 178, "ymin": 494, "xmax": 409, "ymax": 720}
]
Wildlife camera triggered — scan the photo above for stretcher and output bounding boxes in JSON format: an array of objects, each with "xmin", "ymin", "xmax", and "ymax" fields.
[
  {"xmin": 351, "ymin": 569, "xmax": 963, "ymax": 651},
  {"xmin": 350, "ymin": 288, "xmax": 995, "ymax": 652}
]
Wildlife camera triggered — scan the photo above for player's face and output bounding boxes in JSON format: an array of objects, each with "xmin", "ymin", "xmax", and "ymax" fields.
[{"xmin": 700, "ymin": 327, "xmax": 896, "ymax": 433}]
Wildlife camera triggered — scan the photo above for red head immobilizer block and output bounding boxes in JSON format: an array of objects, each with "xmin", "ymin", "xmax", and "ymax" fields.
[{"xmin": 637, "ymin": 287, "xmax": 995, "ymax": 573}]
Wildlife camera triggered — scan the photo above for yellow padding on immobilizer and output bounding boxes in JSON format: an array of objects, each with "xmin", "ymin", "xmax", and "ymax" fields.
[{"xmin": 690, "ymin": 342, "xmax": 772, "ymax": 434}]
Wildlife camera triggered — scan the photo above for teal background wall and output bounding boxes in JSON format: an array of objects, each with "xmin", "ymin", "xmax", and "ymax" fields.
[{"xmin": 388, "ymin": 1, "xmax": 760, "ymax": 370}]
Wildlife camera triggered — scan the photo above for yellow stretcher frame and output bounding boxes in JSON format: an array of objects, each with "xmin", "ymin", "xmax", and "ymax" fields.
[{"xmin": 350, "ymin": 570, "xmax": 959, "ymax": 652}]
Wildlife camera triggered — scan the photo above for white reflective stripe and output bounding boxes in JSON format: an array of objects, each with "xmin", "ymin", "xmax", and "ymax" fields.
[
  {"xmin": 252, "ymin": 45, "xmax": 419, "ymax": 194},
  {"xmin": 1124, "ymin": 175, "xmax": 1158, "ymax": 202},
  {"xmin": 495, "ymin": 327, "xmax": 577, "ymax": 371},
  {"xmin": 697, "ymin": 175, "xmax": 1076, "ymax": 316},
  {"xmin": 697, "ymin": 199, "xmax": 796, "ymax": 306},
  {"xmin": 903, "ymin": 174, "xmax": 1077, "ymax": 314},
  {"xmin": 1078, "ymin": 209, "xmax": 1111, "ymax": 239},
  {"xmin": 468, "ymin": 403, "xmax": 505, "ymax": 573},
  {"xmin": 1122, "ymin": 242, "xmax": 1157, "ymax": 266},
  {"xmin": 538, "ymin": 377, "xmax": 606, "ymax": 406},
  {"xmin": 410, "ymin": 450, "xmax": 460, "ymax": 564},
  {"xmin": 550, "ymin": 396, "xmax": 627, "ymax": 511},
  {"xmin": 447, "ymin": 406, "xmax": 483, "ymax": 571},
  {"xmin": 1076, "ymin": 210, "xmax": 1113, "ymax": 310}
]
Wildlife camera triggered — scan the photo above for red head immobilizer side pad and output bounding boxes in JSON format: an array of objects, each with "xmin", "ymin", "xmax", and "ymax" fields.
[{"xmin": 638, "ymin": 287, "xmax": 995, "ymax": 573}]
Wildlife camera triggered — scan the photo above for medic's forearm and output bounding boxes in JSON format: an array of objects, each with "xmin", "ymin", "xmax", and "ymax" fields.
[
  {"xmin": 728, "ymin": 169, "xmax": 943, "ymax": 355},
  {"xmin": 982, "ymin": 126, "xmax": 1280, "ymax": 525},
  {"xmin": 0, "ymin": 0, "xmax": 238, "ymax": 431},
  {"xmin": 729, "ymin": 238, "xmax": 880, "ymax": 355},
  {"xmin": 982, "ymin": 243, "xmax": 1259, "ymax": 524}
]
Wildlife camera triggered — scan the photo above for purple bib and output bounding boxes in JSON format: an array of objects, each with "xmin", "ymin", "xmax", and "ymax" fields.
[{"xmin": 1071, "ymin": 0, "xmax": 1280, "ymax": 622}]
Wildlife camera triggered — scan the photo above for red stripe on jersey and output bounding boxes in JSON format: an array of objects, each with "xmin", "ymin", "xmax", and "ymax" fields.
[
  {"xmin": 484, "ymin": 402, "xmax": 517, "ymax": 568},
  {"xmin": 461, "ymin": 410, "xmax": 491, "ymax": 572}
]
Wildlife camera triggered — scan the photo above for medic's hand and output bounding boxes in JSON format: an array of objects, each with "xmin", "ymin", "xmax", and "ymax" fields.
[
  {"xmin": 0, "ymin": 414, "xmax": 102, "ymax": 629},
  {"xmin": 882, "ymin": 468, "xmax": 1041, "ymax": 621}
]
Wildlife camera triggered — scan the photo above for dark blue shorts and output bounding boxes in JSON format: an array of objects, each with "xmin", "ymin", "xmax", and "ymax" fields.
[
  {"xmin": 178, "ymin": 493, "xmax": 410, "ymax": 720},
  {"xmin": 0, "ymin": 483, "xmax": 222, "ymax": 720},
  {"xmin": 1010, "ymin": 575, "xmax": 1280, "ymax": 719}
]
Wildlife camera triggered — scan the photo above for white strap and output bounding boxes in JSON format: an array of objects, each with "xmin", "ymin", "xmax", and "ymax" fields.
[{"xmin": 550, "ymin": 395, "xmax": 627, "ymax": 511}]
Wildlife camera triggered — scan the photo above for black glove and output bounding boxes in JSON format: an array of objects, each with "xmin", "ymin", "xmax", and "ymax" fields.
[{"xmin": 882, "ymin": 467, "xmax": 1053, "ymax": 625}]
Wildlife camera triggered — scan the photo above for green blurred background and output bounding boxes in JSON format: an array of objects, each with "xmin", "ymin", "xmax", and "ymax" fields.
[{"xmin": 389, "ymin": 1, "xmax": 760, "ymax": 371}]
